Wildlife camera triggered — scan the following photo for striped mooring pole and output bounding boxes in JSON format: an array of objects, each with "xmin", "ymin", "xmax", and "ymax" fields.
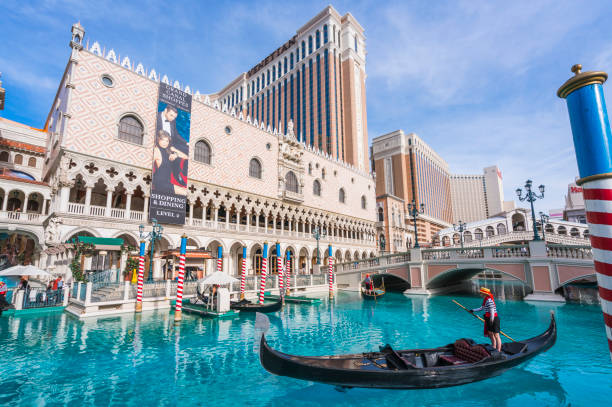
[
  {"xmin": 285, "ymin": 251, "xmax": 291, "ymax": 296},
  {"xmin": 328, "ymin": 245, "xmax": 334, "ymax": 298},
  {"xmin": 174, "ymin": 234, "xmax": 188, "ymax": 324},
  {"xmin": 135, "ymin": 240, "xmax": 146, "ymax": 313},
  {"xmin": 258, "ymin": 242, "xmax": 269, "ymax": 304},
  {"xmin": 217, "ymin": 246, "xmax": 223, "ymax": 273},
  {"xmin": 276, "ymin": 242, "xmax": 284, "ymax": 301},
  {"xmin": 240, "ymin": 246, "xmax": 247, "ymax": 300},
  {"xmin": 558, "ymin": 64, "xmax": 612, "ymax": 361}
]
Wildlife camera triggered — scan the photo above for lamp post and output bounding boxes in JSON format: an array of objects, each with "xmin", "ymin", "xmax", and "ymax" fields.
[
  {"xmin": 139, "ymin": 218, "xmax": 163, "ymax": 282},
  {"xmin": 407, "ymin": 199, "xmax": 425, "ymax": 248},
  {"xmin": 312, "ymin": 226, "xmax": 327, "ymax": 265},
  {"xmin": 516, "ymin": 180, "xmax": 545, "ymax": 241},
  {"xmin": 538, "ymin": 212, "xmax": 550, "ymax": 241},
  {"xmin": 453, "ymin": 220, "xmax": 467, "ymax": 250}
]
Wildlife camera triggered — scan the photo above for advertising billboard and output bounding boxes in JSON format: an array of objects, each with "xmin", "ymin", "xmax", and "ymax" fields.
[{"xmin": 149, "ymin": 82, "xmax": 191, "ymax": 224}]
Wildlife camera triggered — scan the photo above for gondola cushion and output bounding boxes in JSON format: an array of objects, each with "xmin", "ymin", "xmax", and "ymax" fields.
[{"xmin": 453, "ymin": 339, "xmax": 490, "ymax": 363}]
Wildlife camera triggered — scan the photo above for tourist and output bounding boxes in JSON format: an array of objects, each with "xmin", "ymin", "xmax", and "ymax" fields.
[
  {"xmin": 57, "ymin": 276, "xmax": 64, "ymax": 290},
  {"xmin": 470, "ymin": 287, "xmax": 502, "ymax": 352},
  {"xmin": 18, "ymin": 277, "xmax": 29, "ymax": 290}
]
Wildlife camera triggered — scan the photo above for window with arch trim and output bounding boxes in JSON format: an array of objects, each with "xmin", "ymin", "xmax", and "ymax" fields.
[
  {"xmin": 308, "ymin": 36, "xmax": 313, "ymax": 54},
  {"xmin": 249, "ymin": 158, "xmax": 262, "ymax": 179},
  {"xmin": 194, "ymin": 140, "xmax": 211, "ymax": 164},
  {"xmin": 118, "ymin": 115, "xmax": 144, "ymax": 145},
  {"xmin": 14, "ymin": 154, "xmax": 23, "ymax": 165},
  {"xmin": 285, "ymin": 171, "xmax": 299, "ymax": 193},
  {"xmin": 361, "ymin": 195, "xmax": 366, "ymax": 209},
  {"xmin": 28, "ymin": 157, "xmax": 37, "ymax": 167},
  {"xmin": 0, "ymin": 151, "xmax": 8, "ymax": 162},
  {"xmin": 316, "ymin": 30, "xmax": 320, "ymax": 49},
  {"xmin": 339, "ymin": 188, "xmax": 346, "ymax": 203},
  {"xmin": 377, "ymin": 206, "xmax": 384, "ymax": 222},
  {"xmin": 313, "ymin": 179, "xmax": 321, "ymax": 196}
]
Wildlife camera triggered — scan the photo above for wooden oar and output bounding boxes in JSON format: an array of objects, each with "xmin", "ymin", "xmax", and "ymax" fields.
[{"xmin": 452, "ymin": 299, "xmax": 516, "ymax": 342}]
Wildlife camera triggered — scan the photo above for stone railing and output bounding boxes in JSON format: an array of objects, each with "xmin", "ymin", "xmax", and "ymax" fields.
[
  {"xmin": 441, "ymin": 230, "xmax": 589, "ymax": 248},
  {"xmin": 0, "ymin": 210, "xmax": 44, "ymax": 224},
  {"xmin": 547, "ymin": 245, "xmax": 592, "ymax": 259},
  {"xmin": 335, "ymin": 251, "xmax": 410, "ymax": 272},
  {"xmin": 62, "ymin": 203, "xmax": 374, "ymax": 248}
]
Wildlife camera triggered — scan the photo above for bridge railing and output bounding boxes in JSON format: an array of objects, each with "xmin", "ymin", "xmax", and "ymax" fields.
[
  {"xmin": 547, "ymin": 244, "xmax": 592, "ymax": 259},
  {"xmin": 491, "ymin": 244, "xmax": 530, "ymax": 258},
  {"xmin": 422, "ymin": 247, "xmax": 485, "ymax": 260},
  {"xmin": 335, "ymin": 251, "xmax": 411, "ymax": 272}
]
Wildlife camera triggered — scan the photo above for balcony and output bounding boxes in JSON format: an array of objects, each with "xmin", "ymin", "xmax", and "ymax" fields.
[
  {"xmin": 0, "ymin": 210, "xmax": 44, "ymax": 224},
  {"xmin": 282, "ymin": 189, "xmax": 304, "ymax": 203}
]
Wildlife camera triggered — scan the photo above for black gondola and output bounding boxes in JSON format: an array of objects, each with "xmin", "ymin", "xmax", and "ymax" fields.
[
  {"xmin": 231, "ymin": 298, "xmax": 282, "ymax": 313},
  {"xmin": 361, "ymin": 287, "xmax": 385, "ymax": 300},
  {"xmin": 260, "ymin": 313, "xmax": 556, "ymax": 389}
]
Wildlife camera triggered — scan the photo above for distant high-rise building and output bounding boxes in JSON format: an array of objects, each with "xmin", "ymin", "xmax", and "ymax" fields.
[
  {"xmin": 450, "ymin": 165, "xmax": 509, "ymax": 223},
  {"xmin": 564, "ymin": 181, "xmax": 586, "ymax": 223},
  {"xmin": 372, "ymin": 130, "xmax": 453, "ymax": 247},
  {"xmin": 214, "ymin": 6, "xmax": 369, "ymax": 171}
]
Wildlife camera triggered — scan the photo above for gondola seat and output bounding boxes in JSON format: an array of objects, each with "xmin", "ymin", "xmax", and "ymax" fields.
[{"xmin": 452, "ymin": 339, "xmax": 490, "ymax": 363}]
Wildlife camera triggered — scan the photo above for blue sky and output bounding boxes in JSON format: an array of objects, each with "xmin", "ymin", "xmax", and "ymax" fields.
[{"xmin": 1, "ymin": 0, "xmax": 612, "ymax": 211}]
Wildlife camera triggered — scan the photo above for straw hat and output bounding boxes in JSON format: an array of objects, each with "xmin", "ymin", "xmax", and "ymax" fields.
[{"xmin": 479, "ymin": 287, "xmax": 492, "ymax": 296}]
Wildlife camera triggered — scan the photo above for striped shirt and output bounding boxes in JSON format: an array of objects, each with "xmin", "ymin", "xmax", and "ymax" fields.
[{"xmin": 473, "ymin": 297, "xmax": 497, "ymax": 317}]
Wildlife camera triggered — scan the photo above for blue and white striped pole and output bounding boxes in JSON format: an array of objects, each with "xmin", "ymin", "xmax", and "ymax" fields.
[{"xmin": 558, "ymin": 64, "xmax": 612, "ymax": 361}]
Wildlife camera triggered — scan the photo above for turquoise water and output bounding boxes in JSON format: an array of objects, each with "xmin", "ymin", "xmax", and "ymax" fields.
[{"xmin": 0, "ymin": 292, "xmax": 610, "ymax": 406}]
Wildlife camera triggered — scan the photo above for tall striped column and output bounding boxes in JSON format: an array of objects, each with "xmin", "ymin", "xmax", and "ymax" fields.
[
  {"xmin": 174, "ymin": 234, "xmax": 188, "ymax": 324},
  {"xmin": 328, "ymin": 245, "xmax": 334, "ymax": 299},
  {"xmin": 276, "ymin": 242, "xmax": 284, "ymax": 299},
  {"xmin": 217, "ymin": 246, "xmax": 223, "ymax": 273},
  {"xmin": 258, "ymin": 242, "xmax": 269, "ymax": 304},
  {"xmin": 135, "ymin": 240, "xmax": 146, "ymax": 313},
  {"xmin": 285, "ymin": 252, "xmax": 291, "ymax": 296},
  {"xmin": 558, "ymin": 64, "xmax": 612, "ymax": 361},
  {"xmin": 240, "ymin": 246, "xmax": 247, "ymax": 300}
]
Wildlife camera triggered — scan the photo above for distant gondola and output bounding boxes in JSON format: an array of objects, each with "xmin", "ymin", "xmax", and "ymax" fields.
[
  {"xmin": 361, "ymin": 287, "xmax": 385, "ymax": 300},
  {"xmin": 231, "ymin": 298, "xmax": 282, "ymax": 313},
  {"xmin": 260, "ymin": 313, "xmax": 556, "ymax": 389}
]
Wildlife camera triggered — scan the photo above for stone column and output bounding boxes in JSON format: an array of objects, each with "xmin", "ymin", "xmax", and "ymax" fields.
[
  {"xmin": 84, "ymin": 187, "xmax": 92, "ymax": 214},
  {"xmin": 105, "ymin": 188, "xmax": 113, "ymax": 217},
  {"xmin": 189, "ymin": 201, "xmax": 194, "ymax": 225},
  {"xmin": 143, "ymin": 194, "xmax": 150, "ymax": 220},
  {"xmin": 124, "ymin": 192, "xmax": 132, "ymax": 220},
  {"xmin": 214, "ymin": 206, "xmax": 219, "ymax": 228},
  {"xmin": 42, "ymin": 199, "xmax": 49, "ymax": 215},
  {"xmin": 2, "ymin": 195, "xmax": 7, "ymax": 211},
  {"xmin": 59, "ymin": 185, "xmax": 71, "ymax": 213}
]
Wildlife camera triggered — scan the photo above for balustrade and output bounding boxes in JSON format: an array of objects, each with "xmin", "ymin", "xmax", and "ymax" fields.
[{"xmin": 547, "ymin": 245, "xmax": 592, "ymax": 259}]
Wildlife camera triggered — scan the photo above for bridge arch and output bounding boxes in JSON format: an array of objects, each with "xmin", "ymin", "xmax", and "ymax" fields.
[
  {"xmin": 426, "ymin": 265, "xmax": 530, "ymax": 290},
  {"xmin": 364, "ymin": 271, "xmax": 411, "ymax": 292}
]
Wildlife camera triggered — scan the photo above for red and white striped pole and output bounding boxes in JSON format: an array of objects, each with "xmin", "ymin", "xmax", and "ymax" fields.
[
  {"xmin": 258, "ymin": 242, "xmax": 269, "ymax": 304},
  {"xmin": 327, "ymin": 244, "xmax": 334, "ymax": 299},
  {"xmin": 240, "ymin": 246, "xmax": 247, "ymax": 300},
  {"xmin": 558, "ymin": 65, "xmax": 612, "ymax": 361},
  {"xmin": 276, "ymin": 242, "xmax": 284, "ymax": 301},
  {"xmin": 285, "ymin": 251, "xmax": 291, "ymax": 296},
  {"xmin": 174, "ymin": 234, "xmax": 188, "ymax": 324},
  {"xmin": 135, "ymin": 240, "xmax": 146, "ymax": 313}
]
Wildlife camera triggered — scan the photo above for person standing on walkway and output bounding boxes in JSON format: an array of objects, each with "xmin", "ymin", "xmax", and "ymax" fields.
[{"xmin": 470, "ymin": 287, "xmax": 502, "ymax": 352}]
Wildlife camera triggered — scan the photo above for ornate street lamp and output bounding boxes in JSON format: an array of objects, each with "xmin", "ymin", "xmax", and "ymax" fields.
[
  {"xmin": 407, "ymin": 199, "xmax": 425, "ymax": 248},
  {"xmin": 453, "ymin": 220, "xmax": 467, "ymax": 250},
  {"xmin": 516, "ymin": 180, "xmax": 545, "ymax": 241},
  {"xmin": 312, "ymin": 225, "xmax": 327, "ymax": 265},
  {"xmin": 538, "ymin": 211, "xmax": 550, "ymax": 241},
  {"xmin": 139, "ymin": 218, "xmax": 163, "ymax": 282}
]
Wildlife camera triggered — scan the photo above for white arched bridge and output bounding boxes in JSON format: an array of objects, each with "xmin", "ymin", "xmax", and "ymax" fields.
[{"xmin": 335, "ymin": 240, "xmax": 595, "ymax": 302}]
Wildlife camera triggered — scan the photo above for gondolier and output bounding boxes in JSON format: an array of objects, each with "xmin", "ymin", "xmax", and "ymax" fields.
[{"xmin": 471, "ymin": 287, "xmax": 501, "ymax": 352}]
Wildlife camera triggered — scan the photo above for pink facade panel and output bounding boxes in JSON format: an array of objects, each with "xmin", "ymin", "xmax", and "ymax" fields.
[
  {"xmin": 532, "ymin": 265, "xmax": 552, "ymax": 292},
  {"xmin": 427, "ymin": 264, "xmax": 459, "ymax": 281},
  {"xmin": 557, "ymin": 264, "xmax": 596, "ymax": 285},
  {"xmin": 484, "ymin": 263, "xmax": 526, "ymax": 282},
  {"xmin": 410, "ymin": 267, "xmax": 422, "ymax": 288}
]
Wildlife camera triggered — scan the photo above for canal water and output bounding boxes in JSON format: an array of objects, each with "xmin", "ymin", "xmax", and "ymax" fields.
[{"xmin": 0, "ymin": 292, "xmax": 609, "ymax": 406}]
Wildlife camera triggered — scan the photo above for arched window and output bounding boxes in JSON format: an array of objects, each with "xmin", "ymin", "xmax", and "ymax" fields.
[
  {"xmin": 0, "ymin": 151, "xmax": 8, "ymax": 162},
  {"xmin": 354, "ymin": 34, "xmax": 358, "ymax": 52},
  {"xmin": 14, "ymin": 154, "xmax": 23, "ymax": 165},
  {"xmin": 284, "ymin": 57, "xmax": 287, "ymax": 74},
  {"xmin": 285, "ymin": 171, "xmax": 299, "ymax": 193},
  {"xmin": 28, "ymin": 157, "xmax": 36, "ymax": 167},
  {"xmin": 316, "ymin": 30, "xmax": 320, "ymax": 49},
  {"xmin": 266, "ymin": 70, "xmax": 270, "ymax": 85},
  {"xmin": 301, "ymin": 41, "xmax": 306, "ymax": 59},
  {"xmin": 118, "ymin": 115, "xmax": 144, "ymax": 145},
  {"xmin": 272, "ymin": 66, "xmax": 276, "ymax": 81},
  {"xmin": 313, "ymin": 180, "xmax": 321, "ymax": 196},
  {"xmin": 308, "ymin": 36, "xmax": 313, "ymax": 54},
  {"xmin": 474, "ymin": 228, "xmax": 483, "ymax": 240},
  {"xmin": 321, "ymin": 168, "xmax": 326, "ymax": 179},
  {"xmin": 496, "ymin": 223, "xmax": 507, "ymax": 235},
  {"xmin": 570, "ymin": 227, "xmax": 580, "ymax": 237},
  {"xmin": 557, "ymin": 226, "xmax": 567, "ymax": 235},
  {"xmin": 377, "ymin": 207, "xmax": 384, "ymax": 222},
  {"xmin": 361, "ymin": 195, "xmax": 366, "ymax": 209},
  {"xmin": 290, "ymin": 53, "xmax": 294, "ymax": 69},
  {"xmin": 249, "ymin": 158, "xmax": 262, "ymax": 179},
  {"xmin": 545, "ymin": 224, "xmax": 554, "ymax": 234},
  {"xmin": 486, "ymin": 226, "xmax": 495, "ymax": 237},
  {"xmin": 308, "ymin": 163, "xmax": 312, "ymax": 175},
  {"xmin": 323, "ymin": 25, "xmax": 328, "ymax": 43},
  {"xmin": 194, "ymin": 140, "xmax": 211, "ymax": 164},
  {"xmin": 278, "ymin": 62, "xmax": 282, "ymax": 77},
  {"xmin": 464, "ymin": 231, "xmax": 473, "ymax": 242},
  {"xmin": 339, "ymin": 188, "xmax": 346, "ymax": 203}
]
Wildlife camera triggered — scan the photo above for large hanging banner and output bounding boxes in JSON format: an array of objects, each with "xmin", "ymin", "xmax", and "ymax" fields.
[{"xmin": 149, "ymin": 82, "xmax": 191, "ymax": 224}]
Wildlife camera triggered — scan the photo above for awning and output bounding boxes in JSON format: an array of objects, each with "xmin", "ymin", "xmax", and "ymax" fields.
[{"xmin": 73, "ymin": 236, "xmax": 124, "ymax": 247}]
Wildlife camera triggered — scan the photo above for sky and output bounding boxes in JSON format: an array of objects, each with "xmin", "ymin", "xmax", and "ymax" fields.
[{"xmin": 1, "ymin": 0, "xmax": 612, "ymax": 212}]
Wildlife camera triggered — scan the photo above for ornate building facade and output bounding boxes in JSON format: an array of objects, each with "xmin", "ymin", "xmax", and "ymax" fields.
[{"xmin": 0, "ymin": 12, "xmax": 377, "ymax": 281}]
